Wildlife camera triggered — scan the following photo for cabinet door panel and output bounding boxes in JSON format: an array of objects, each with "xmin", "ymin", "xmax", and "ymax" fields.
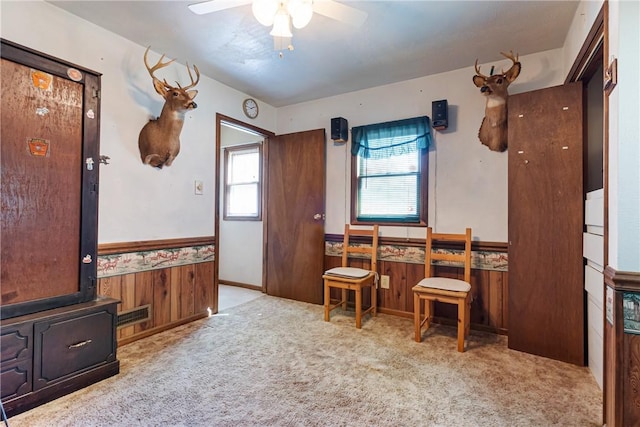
[
  {"xmin": 1, "ymin": 323, "xmax": 33, "ymax": 400},
  {"xmin": 1, "ymin": 58, "xmax": 83, "ymax": 305},
  {"xmin": 1, "ymin": 39, "xmax": 101, "ymax": 320},
  {"xmin": 0, "ymin": 360, "xmax": 32, "ymax": 400},
  {"xmin": 0, "ymin": 323, "xmax": 32, "ymax": 363}
]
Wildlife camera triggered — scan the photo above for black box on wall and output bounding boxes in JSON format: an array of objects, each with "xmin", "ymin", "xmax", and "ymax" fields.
[
  {"xmin": 432, "ymin": 100, "xmax": 448, "ymax": 130},
  {"xmin": 331, "ymin": 117, "xmax": 348, "ymax": 142}
]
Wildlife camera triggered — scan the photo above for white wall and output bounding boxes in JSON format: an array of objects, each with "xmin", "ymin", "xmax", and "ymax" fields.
[
  {"xmin": 277, "ymin": 49, "xmax": 565, "ymax": 242},
  {"xmin": 0, "ymin": 0, "xmax": 277, "ymax": 244},
  {"xmin": 607, "ymin": 0, "xmax": 640, "ymax": 272},
  {"xmin": 219, "ymin": 125, "xmax": 264, "ymax": 287},
  {"xmin": 561, "ymin": 0, "xmax": 605, "ymax": 76},
  {"xmin": 564, "ymin": 0, "xmax": 640, "ymax": 272}
]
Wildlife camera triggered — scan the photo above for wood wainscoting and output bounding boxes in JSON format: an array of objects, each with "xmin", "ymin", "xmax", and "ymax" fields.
[
  {"xmin": 604, "ymin": 266, "xmax": 640, "ymax": 426},
  {"xmin": 97, "ymin": 237, "xmax": 216, "ymax": 346},
  {"xmin": 325, "ymin": 235, "xmax": 509, "ymax": 334}
]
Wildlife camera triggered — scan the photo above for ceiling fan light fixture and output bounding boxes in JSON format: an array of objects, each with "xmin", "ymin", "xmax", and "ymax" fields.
[
  {"xmin": 288, "ymin": 0, "xmax": 313, "ymax": 29},
  {"xmin": 273, "ymin": 36, "xmax": 294, "ymax": 52},
  {"xmin": 252, "ymin": 0, "xmax": 278, "ymax": 26},
  {"xmin": 269, "ymin": 6, "xmax": 293, "ymax": 38}
]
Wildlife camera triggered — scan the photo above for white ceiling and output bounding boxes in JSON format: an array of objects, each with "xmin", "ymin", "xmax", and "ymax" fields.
[{"xmin": 48, "ymin": 1, "xmax": 579, "ymax": 107}]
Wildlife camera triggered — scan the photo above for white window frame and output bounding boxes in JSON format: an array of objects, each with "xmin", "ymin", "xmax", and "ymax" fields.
[{"xmin": 223, "ymin": 143, "xmax": 262, "ymax": 221}]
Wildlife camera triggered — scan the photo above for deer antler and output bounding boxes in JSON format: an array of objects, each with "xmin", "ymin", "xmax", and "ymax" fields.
[
  {"xmin": 143, "ymin": 46, "xmax": 176, "ymax": 88},
  {"xmin": 500, "ymin": 50, "xmax": 519, "ymax": 63},
  {"xmin": 144, "ymin": 47, "xmax": 200, "ymax": 91},
  {"xmin": 179, "ymin": 62, "xmax": 200, "ymax": 90},
  {"xmin": 474, "ymin": 59, "xmax": 490, "ymax": 79},
  {"xmin": 499, "ymin": 51, "xmax": 519, "ymax": 75}
]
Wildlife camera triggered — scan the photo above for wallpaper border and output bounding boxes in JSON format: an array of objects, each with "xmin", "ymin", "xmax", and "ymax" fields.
[
  {"xmin": 97, "ymin": 244, "xmax": 215, "ymax": 278},
  {"xmin": 325, "ymin": 241, "xmax": 508, "ymax": 271}
]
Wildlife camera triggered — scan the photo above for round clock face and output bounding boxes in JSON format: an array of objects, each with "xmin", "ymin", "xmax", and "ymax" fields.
[{"xmin": 243, "ymin": 98, "xmax": 259, "ymax": 119}]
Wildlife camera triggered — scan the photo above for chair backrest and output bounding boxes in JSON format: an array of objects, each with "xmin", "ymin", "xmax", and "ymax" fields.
[
  {"xmin": 341, "ymin": 224, "xmax": 379, "ymax": 272},
  {"xmin": 424, "ymin": 227, "xmax": 472, "ymax": 283}
]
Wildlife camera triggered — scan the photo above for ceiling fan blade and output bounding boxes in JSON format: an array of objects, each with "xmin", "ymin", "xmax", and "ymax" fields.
[
  {"xmin": 188, "ymin": 0, "xmax": 251, "ymax": 15},
  {"xmin": 313, "ymin": 0, "xmax": 368, "ymax": 27}
]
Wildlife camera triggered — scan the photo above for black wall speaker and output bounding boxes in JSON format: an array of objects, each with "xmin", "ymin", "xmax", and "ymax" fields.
[
  {"xmin": 331, "ymin": 117, "xmax": 348, "ymax": 142},
  {"xmin": 432, "ymin": 100, "xmax": 448, "ymax": 130}
]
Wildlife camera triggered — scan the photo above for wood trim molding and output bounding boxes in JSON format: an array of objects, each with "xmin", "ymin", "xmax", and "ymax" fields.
[
  {"xmin": 565, "ymin": 4, "xmax": 605, "ymax": 84},
  {"xmin": 219, "ymin": 280, "xmax": 262, "ymax": 292},
  {"xmin": 98, "ymin": 236, "xmax": 215, "ymax": 255},
  {"xmin": 217, "ymin": 113, "xmax": 276, "ymax": 138},
  {"xmin": 117, "ymin": 313, "xmax": 207, "ymax": 347},
  {"xmin": 325, "ymin": 234, "xmax": 507, "ymax": 252},
  {"xmin": 605, "ymin": 265, "xmax": 640, "ymax": 292}
]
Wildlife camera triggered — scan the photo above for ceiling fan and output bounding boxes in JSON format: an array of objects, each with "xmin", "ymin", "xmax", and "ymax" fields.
[
  {"xmin": 188, "ymin": 0, "xmax": 368, "ymax": 27},
  {"xmin": 188, "ymin": 0, "xmax": 368, "ymax": 54}
]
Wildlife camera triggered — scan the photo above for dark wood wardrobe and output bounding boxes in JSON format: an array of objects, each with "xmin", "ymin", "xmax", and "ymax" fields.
[{"xmin": 0, "ymin": 39, "xmax": 119, "ymax": 417}]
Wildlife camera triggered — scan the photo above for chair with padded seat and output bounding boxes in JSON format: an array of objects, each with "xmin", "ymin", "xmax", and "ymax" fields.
[
  {"xmin": 323, "ymin": 224, "xmax": 379, "ymax": 329},
  {"xmin": 413, "ymin": 227, "xmax": 472, "ymax": 352}
]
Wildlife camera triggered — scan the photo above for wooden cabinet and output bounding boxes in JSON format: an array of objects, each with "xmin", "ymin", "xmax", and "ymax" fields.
[
  {"xmin": 0, "ymin": 323, "xmax": 33, "ymax": 402},
  {"xmin": 1, "ymin": 299, "xmax": 119, "ymax": 417},
  {"xmin": 0, "ymin": 40, "xmax": 119, "ymax": 416},
  {"xmin": 507, "ymin": 83, "xmax": 585, "ymax": 365}
]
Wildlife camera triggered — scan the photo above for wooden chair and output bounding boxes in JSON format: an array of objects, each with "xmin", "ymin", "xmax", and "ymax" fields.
[
  {"xmin": 413, "ymin": 227, "xmax": 472, "ymax": 352},
  {"xmin": 323, "ymin": 224, "xmax": 379, "ymax": 329}
]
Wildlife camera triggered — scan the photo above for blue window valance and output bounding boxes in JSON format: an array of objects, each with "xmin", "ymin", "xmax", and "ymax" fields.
[{"xmin": 351, "ymin": 116, "xmax": 431, "ymax": 160}]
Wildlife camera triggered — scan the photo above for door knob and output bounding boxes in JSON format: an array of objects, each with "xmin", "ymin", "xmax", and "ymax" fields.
[{"xmin": 313, "ymin": 213, "xmax": 325, "ymax": 220}]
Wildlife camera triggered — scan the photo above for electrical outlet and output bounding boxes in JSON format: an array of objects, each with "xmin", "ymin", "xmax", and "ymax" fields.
[{"xmin": 380, "ymin": 275, "xmax": 390, "ymax": 289}]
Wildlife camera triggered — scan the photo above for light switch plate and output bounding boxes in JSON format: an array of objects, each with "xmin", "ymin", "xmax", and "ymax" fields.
[{"xmin": 194, "ymin": 180, "xmax": 203, "ymax": 195}]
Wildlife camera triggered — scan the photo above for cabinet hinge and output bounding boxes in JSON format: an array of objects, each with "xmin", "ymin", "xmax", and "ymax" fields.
[{"xmin": 92, "ymin": 89, "xmax": 101, "ymax": 99}]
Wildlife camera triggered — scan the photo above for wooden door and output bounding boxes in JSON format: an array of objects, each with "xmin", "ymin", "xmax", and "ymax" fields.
[
  {"xmin": 265, "ymin": 129, "xmax": 325, "ymax": 304},
  {"xmin": 1, "ymin": 40, "xmax": 101, "ymax": 320},
  {"xmin": 508, "ymin": 82, "xmax": 585, "ymax": 365},
  {"xmin": 1, "ymin": 58, "xmax": 83, "ymax": 304}
]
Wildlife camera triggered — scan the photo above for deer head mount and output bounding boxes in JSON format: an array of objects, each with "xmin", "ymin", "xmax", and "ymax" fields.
[
  {"xmin": 472, "ymin": 51, "xmax": 521, "ymax": 152},
  {"xmin": 138, "ymin": 47, "xmax": 200, "ymax": 168}
]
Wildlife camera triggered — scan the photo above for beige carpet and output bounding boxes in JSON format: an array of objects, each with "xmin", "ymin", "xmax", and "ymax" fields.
[{"xmin": 10, "ymin": 295, "xmax": 602, "ymax": 426}]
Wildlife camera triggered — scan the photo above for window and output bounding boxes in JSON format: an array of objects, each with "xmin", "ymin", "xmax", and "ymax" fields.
[
  {"xmin": 224, "ymin": 143, "xmax": 262, "ymax": 220},
  {"xmin": 351, "ymin": 116, "xmax": 431, "ymax": 225}
]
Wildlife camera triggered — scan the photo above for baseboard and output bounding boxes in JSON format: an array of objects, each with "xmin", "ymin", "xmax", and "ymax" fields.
[
  {"xmin": 219, "ymin": 280, "xmax": 262, "ymax": 291},
  {"xmin": 117, "ymin": 313, "xmax": 207, "ymax": 347}
]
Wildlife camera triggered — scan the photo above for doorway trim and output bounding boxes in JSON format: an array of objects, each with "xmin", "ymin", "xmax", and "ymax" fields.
[
  {"xmin": 564, "ymin": 1, "xmax": 607, "ymax": 421},
  {"xmin": 214, "ymin": 114, "xmax": 275, "ymax": 307},
  {"xmin": 565, "ymin": 4, "xmax": 607, "ymax": 267}
]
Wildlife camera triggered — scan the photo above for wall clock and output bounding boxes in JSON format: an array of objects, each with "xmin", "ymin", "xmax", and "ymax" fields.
[{"xmin": 242, "ymin": 98, "xmax": 259, "ymax": 119}]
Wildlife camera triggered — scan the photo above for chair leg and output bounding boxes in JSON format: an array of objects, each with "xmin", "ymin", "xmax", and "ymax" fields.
[
  {"xmin": 371, "ymin": 283, "xmax": 377, "ymax": 317},
  {"xmin": 457, "ymin": 296, "xmax": 466, "ymax": 352},
  {"xmin": 414, "ymin": 293, "xmax": 421, "ymax": 342},
  {"xmin": 341, "ymin": 289, "xmax": 347, "ymax": 310},
  {"xmin": 323, "ymin": 281, "xmax": 330, "ymax": 322},
  {"xmin": 424, "ymin": 299, "xmax": 432, "ymax": 330},
  {"xmin": 355, "ymin": 287, "xmax": 362, "ymax": 329},
  {"xmin": 465, "ymin": 293, "xmax": 472, "ymax": 338}
]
